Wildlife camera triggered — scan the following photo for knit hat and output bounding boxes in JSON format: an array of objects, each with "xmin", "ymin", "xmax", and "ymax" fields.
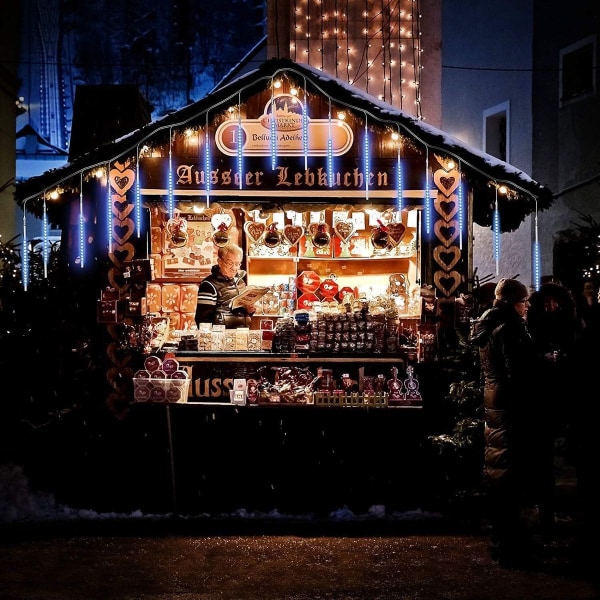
[{"xmin": 494, "ymin": 278, "xmax": 529, "ymax": 304}]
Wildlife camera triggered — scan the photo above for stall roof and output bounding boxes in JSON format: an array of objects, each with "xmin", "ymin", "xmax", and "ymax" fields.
[{"xmin": 15, "ymin": 57, "xmax": 553, "ymax": 232}]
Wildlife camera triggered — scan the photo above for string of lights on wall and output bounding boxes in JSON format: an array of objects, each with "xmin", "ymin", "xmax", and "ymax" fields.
[{"xmin": 291, "ymin": 0, "xmax": 423, "ymax": 118}]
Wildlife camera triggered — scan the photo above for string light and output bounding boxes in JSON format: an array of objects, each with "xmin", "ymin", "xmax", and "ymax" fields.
[
  {"xmin": 302, "ymin": 79, "xmax": 309, "ymax": 170},
  {"xmin": 328, "ymin": 99, "xmax": 334, "ymax": 187},
  {"xmin": 22, "ymin": 199, "xmax": 29, "ymax": 291},
  {"xmin": 457, "ymin": 161, "xmax": 463, "ymax": 249},
  {"xmin": 424, "ymin": 149, "xmax": 431, "ymax": 237},
  {"xmin": 107, "ymin": 162, "xmax": 112, "ymax": 253},
  {"xmin": 204, "ymin": 113, "xmax": 211, "ymax": 207},
  {"xmin": 78, "ymin": 174, "xmax": 85, "ymax": 268},
  {"xmin": 395, "ymin": 130, "xmax": 403, "ymax": 212},
  {"xmin": 270, "ymin": 81, "xmax": 277, "ymax": 170},
  {"xmin": 533, "ymin": 199, "xmax": 541, "ymax": 291},
  {"xmin": 237, "ymin": 94, "xmax": 243, "ymax": 190},
  {"xmin": 136, "ymin": 146, "xmax": 141, "ymax": 237},
  {"xmin": 42, "ymin": 198, "xmax": 49, "ymax": 278},
  {"xmin": 168, "ymin": 128, "xmax": 174, "ymax": 218},
  {"xmin": 364, "ymin": 115, "xmax": 370, "ymax": 200},
  {"xmin": 493, "ymin": 185, "xmax": 501, "ymax": 276}
]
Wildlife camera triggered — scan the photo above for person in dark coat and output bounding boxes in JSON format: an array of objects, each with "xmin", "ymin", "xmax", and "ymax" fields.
[
  {"xmin": 195, "ymin": 243, "xmax": 256, "ymax": 328},
  {"xmin": 470, "ymin": 277, "xmax": 542, "ymax": 567}
]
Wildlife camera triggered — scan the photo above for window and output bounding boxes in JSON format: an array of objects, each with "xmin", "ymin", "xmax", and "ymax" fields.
[
  {"xmin": 560, "ymin": 36, "xmax": 596, "ymax": 106},
  {"xmin": 483, "ymin": 102, "xmax": 510, "ymax": 163}
]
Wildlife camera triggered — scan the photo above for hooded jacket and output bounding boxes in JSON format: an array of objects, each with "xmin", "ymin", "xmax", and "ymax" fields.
[{"xmin": 470, "ymin": 302, "xmax": 538, "ymax": 489}]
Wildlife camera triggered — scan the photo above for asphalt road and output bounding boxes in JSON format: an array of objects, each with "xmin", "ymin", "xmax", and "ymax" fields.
[{"xmin": 1, "ymin": 514, "xmax": 598, "ymax": 600}]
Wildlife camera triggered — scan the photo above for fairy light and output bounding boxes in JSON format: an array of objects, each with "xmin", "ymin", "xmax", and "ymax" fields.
[
  {"xmin": 237, "ymin": 94, "xmax": 243, "ymax": 190},
  {"xmin": 533, "ymin": 199, "xmax": 541, "ymax": 291},
  {"xmin": 395, "ymin": 131, "xmax": 403, "ymax": 212},
  {"xmin": 364, "ymin": 115, "xmax": 370, "ymax": 200},
  {"xmin": 458, "ymin": 162, "xmax": 464, "ymax": 249},
  {"xmin": 42, "ymin": 198, "xmax": 49, "ymax": 278},
  {"xmin": 270, "ymin": 82, "xmax": 277, "ymax": 170},
  {"xmin": 204, "ymin": 113, "xmax": 211, "ymax": 207},
  {"xmin": 493, "ymin": 186, "xmax": 501, "ymax": 276},
  {"xmin": 107, "ymin": 162, "xmax": 112, "ymax": 253},
  {"xmin": 168, "ymin": 128, "xmax": 174, "ymax": 218},
  {"xmin": 424, "ymin": 150, "xmax": 431, "ymax": 237},
  {"xmin": 327, "ymin": 99, "xmax": 334, "ymax": 187},
  {"xmin": 78, "ymin": 173, "xmax": 85, "ymax": 268},
  {"xmin": 22, "ymin": 200, "xmax": 29, "ymax": 291},
  {"xmin": 302, "ymin": 80, "xmax": 309, "ymax": 170},
  {"xmin": 136, "ymin": 146, "xmax": 141, "ymax": 237}
]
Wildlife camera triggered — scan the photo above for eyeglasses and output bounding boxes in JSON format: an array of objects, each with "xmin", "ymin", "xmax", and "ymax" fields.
[{"xmin": 220, "ymin": 257, "xmax": 242, "ymax": 268}]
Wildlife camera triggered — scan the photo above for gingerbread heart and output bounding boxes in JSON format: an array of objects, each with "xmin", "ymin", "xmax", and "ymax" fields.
[
  {"xmin": 434, "ymin": 270, "xmax": 462, "ymax": 297},
  {"xmin": 109, "ymin": 168, "xmax": 135, "ymax": 195},
  {"xmin": 113, "ymin": 218, "xmax": 135, "ymax": 245},
  {"xmin": 333, "ymin": 220, "xmax": 354, "ymax": 243},
  {"xmin": 386, "ymin": 222, "xmax": 406, "ymax": 247},
  {"xmin": 433, "ymin": 168, "xmax": 460, "ymax": 197},
  {"xmin": 283, "ymin": 224, "xmax": 304, "ymax": 246},
  {"xmin": 433, "ymin": 245, "xmax": 461, "ymax": 271},
  {"xmin": 433, "ymin": 219, "xmax": 459, "ymax": 247},
  {"xmin": 211, "ymin": 212, "xmax": 233, "ymax": 231},
  {"xmin": 112, "ymin": 198, "xmax": 134, "ymax": 220},
  {"xmin": 244, "ymin": 221, "xmax": 265, "ymax": 242},
  {"xmin": 434, "ymin": 194, "xmax": 458, "ymax": 221}
]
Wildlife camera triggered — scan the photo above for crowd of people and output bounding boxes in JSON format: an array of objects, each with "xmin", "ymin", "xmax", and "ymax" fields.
[{"xmin": 471, "ymin": 275, "xmax": 600, "ymax": 575}]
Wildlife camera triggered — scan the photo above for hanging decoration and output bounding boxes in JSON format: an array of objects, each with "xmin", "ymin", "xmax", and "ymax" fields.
[
  {"xmin": 168, "ymin": 128, "xmax": 174, "ymax": 219},
  {"xmin": 270, "ymin": 83, "xmax": 277, "ymax": 170},
  {"xmin": 457, "ymin": 162, "xmax": 464, "ymax": 250},
  {"xmin": 22, "ymin": 200, "xmax": 29, "ymax": 291},
  {"xmin": 237, "ymin": 93, "xmax": 243, "ymax": 190},
  {"xmin": 371, "ymin": 220, "xmax": 389, "ymax": 252},
  {"xmin": 424, "ymin": 149, "xmax": 431, "ymax": 238},
  {"xmin": 533, "ymin": 199, "xmax": 541, "ymax": 291},
  {"xmin": 135, "ymin": 147, "xmax": 142, "ymax": 237},
  {"xmin": 264, "ymin": 223, "xmax": 282, "ymax": 248},
  {"xmin": 396, "ymin": 131, "xmax": 403, "ymax": 213},
  {"xmin": 493, "ymin": 186, "xmax": 501, "ymax": 276},
  {"xmin": 327, "ymin": 98, "xmax": 334, "ymax": 187},
  {"xmin": 42, "ymin": 198, "xmax": 49, "ymax": 278},
  {"xmin": 204, "ymin": 113, "xmax": 211, "ymax": 207},
  {"xmin": 78, "ymin": 173, "xmax": 85, "ymax": 269},
  {"xmin": 302, "ymin": 78, "xmax": 309, "ymax": 170},
  {"xmin": 107, "ymin": 162, "xmax": 112, "ymax": 253},
  {"xmin": 364, "ymin": 115, "xmax": 370, "ymax": 200},
  {"xmin": 212, "ymin": 222, "xmax": 230, "ymax": 247}
]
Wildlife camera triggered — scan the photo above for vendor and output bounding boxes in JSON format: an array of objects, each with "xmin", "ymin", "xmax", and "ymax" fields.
[{"xmin": 195, "ymin": 243, "xmax": 256, "ymax": 328}]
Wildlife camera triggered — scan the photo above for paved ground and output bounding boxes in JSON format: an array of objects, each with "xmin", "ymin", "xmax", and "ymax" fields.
[{"xmin": 1, "ymin": 508, "xmax": 598, "ymax": 600}]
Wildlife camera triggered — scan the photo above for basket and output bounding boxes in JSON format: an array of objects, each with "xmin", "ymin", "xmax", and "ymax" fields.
[
  {"xmin": 313, "ymin": 392, "xmax": 388, "ymax": 408},
  {"xmin": 133, "ymin": 377, "xmax": 191, "ymax": 403}
]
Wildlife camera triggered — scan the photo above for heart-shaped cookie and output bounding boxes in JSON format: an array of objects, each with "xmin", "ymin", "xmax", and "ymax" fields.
[
  {"xmin": 109, "ymin": 168, "xmax": 135, "ymax": 195},
  {"xmin": 244, "ymin": 221, "xmax": 265, "ymax": 242},
  {"xmin": 386, "ymin": 222, "xmax": 406, "ymax": 247},
  {"xmin": 283, "ymin": 224, "xmax": 304, "ymax": 246},
  {"xmin": 433, "ymin": 245, "xmax": 461, "ymax": 271},
  {"xmin": 113, "ymin": 218, "xmax": 135, "ymax": 245},
  {"xmin": 211, "ymin": 212, "xmax": 233, "ymax": 231},
  {"xmin": 434, "ymin": 270, "xmax": 462, "ymax": 297},
  {"xmin": 333, "ymin": 220, "xmax": 354, "ymax": 243},
  {"xmin": 112, "ymin": 198, "xmax": 134, "ymax": 220},
  {"xmin": 434, "ymin": 195, "xmax": 458, "ymax": 221},
  {"xmin": 433, "ymin": 168, "xmax": 460, "ymax": 197},
  {"xmin": 433, "ymin": 219, "xmax": 459, "ymax": 247}
]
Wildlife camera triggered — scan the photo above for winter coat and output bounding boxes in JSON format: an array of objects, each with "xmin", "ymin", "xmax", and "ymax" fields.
[
  {"xmin": 470, "ymin": 303, "xmax": 540, "ymax": 494},
  {"xmin": 195, "ymin": 265, "xmax": 251, "ymax": 328}
]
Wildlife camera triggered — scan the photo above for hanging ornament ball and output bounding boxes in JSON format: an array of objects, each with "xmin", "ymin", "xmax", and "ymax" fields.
[
  {"xmin": 212, "ymin": 229, "xmax": 230, "ymax": 247},
  {"xmin": 312, "ymin": 224, "xmax": 331, "ymax": 248},
  {"xmin": 371, "ymin": 228, "xmax": 389, "ymax": 250},
  {"xmin": 171, "ymin": 229, "xmax": 189, "ymax": 248},
  {"xmin": 264, "ymin": 224, "xmax": 281, "ymax": 248}
]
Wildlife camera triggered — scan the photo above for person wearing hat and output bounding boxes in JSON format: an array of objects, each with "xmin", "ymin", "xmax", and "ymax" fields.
[{"xmin": 471, "ymin": 277, "xmax": 543, "ymax": 567}]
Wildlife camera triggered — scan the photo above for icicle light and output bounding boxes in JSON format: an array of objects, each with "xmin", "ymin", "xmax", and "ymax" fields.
[
  {"xmin": 458, "ymin": 163, "xmax": 464, "ymax": 249},
  {"xmin": 364, "ymin": 115, "xmax": 370, "ymax": 200},
  {"xmin": 493, "ymin": 187, "xmax": 501, "ymax": 276},
  {"xmin": 168, "ymin": 128, "xmax": 174, "ymax": 218},
  {"xmin": 78, "ymin": 173, "xmax": 85, "ymax": 269},
  {"xmin": 107, "ymin": 163, "xmax": 112, "ymax": 253},
  {"xmin": 270, "ymin": 86, "xmax": 277, "ymax": 170},
  {"xmin": 302, "ymin": 81, "xmax": 309, "ymax": 170},
  {"xmin": 424, "ymin": 150, "xmax": 431, "ymax": 237},
  {"xmin": 136, "ymin": 146, "xmax": 141, "ymax": 237},
  {"xmin": 396, "ymin": 132, "xmax": 403, "ymax": 212},
  {"xmin": 42, "ymin": 198, "xmax": 49, "ymax": 278},
  {"xmin": 237, "ymin": 95, "xmax": 243, "ymax": 190},
  {"xmin": 533, "ymin": 199, "xmax": 541, "ymax": 291},
  {"xmin": 327, "ymin": 99, "xmax": 334, "ymax": 187},
  {"xmin": 22, "ymin": 201, "xmax": 29, "ymax": 291},
  {"xmin": 204, "ymin": 114, "xmax": 211, "ymax": 207}
]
